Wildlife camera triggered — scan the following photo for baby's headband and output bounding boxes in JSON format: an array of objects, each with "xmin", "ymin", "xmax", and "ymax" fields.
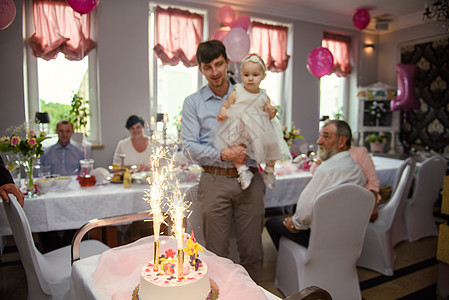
[{"xmin": 242, "ymin": 55, "xmax": 266, "ymax": 72}]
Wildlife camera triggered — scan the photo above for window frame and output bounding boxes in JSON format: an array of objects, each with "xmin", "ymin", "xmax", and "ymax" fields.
[
  {"xmin": 249, "ymin": 17, "xmax": 293, "ymax": 127},
  {"xmin": 319, "ymin": 32, "xmax": 352, "ymax": 122},
  {"xmin": 148, "ymin": 3, "xmax": 208, "ymax": 126},
  {"xmin": 23, "ymin": 0, "xmax": 101, "ymax": 145}
]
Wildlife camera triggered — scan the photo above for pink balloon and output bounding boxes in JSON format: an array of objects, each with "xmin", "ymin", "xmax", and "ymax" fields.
[
  {"xmin": 67, "ymin": 0, "xmax": 100, "ymax": 15},
  {"xmin": 390, "ymin": 64, "xmax": 420, "ymax": 111},
  {"xmin": 306, "ymin": 47, "xmax": 334, "ymax": 78},
  {"xmin": 211, "ymin": 27, "xmax": 230, "ymax": 42},
  {"xmin": 352, "ymin": 8, "xmax": 370, "ymax": 30},
  {"xmin": 0, "ymin": 0, "xmax": 16, "ymax": 30},
  {"xmin": 223, "ymin": 28, "xmax": 250, "ymax": 62},
  {"xmin": 219, "ymin": 5, "xmax": 235, "ymax": 27},
  {"xmin": 232, "ymin": 14, "xmax": 251, "ymax": 31}
]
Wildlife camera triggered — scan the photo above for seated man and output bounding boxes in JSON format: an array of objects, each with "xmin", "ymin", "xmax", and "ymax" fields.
[
  {"xmin": 266, "ymin": 120, "xmax": 366, "ymax": 249},
  {"xmin": 311, "ymin": 146, "xmax": 381, "ymax": 222},
  {"xmin": 41, "ymin": 120, "xmax": 84, "ymax": 176}
]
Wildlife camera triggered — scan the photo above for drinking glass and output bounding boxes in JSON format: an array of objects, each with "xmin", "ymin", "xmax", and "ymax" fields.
[{"xmin": 6, "ymin": 154, "xmax": 21, "ymax": 187}]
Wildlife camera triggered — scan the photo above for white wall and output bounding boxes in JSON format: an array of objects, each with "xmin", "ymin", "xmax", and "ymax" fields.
[{"xmin": 0, "ymin": 0, "xmax": 445, "ymax": 168}]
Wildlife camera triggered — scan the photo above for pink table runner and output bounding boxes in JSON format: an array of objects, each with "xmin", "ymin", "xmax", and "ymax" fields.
[{"xmin": 91, "ymin": 236, "xmax": 267, "ymax": 300}]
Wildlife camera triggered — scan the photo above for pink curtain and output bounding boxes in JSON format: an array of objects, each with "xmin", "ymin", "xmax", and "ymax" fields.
[
  {"xmin": 250, "ymin": 21, "xmax": 290, "ymax": 72},
  {"xmin": 27, "ymin": 0, "xmax": 95, "ymax": 61},
  {"xmin": 154, "ymin": 6, "xmax": 203, "ymax": 67},
  {"xmin": 322, "ymin": 32, "xmax": 351, "ymax": 77}
]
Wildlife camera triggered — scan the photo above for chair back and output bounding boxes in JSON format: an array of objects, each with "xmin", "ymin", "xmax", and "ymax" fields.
[
  {"xmin": 307, "ymin": 183, "xmax": 375, "ymax": 263},
  {"xmin": 357, "ymin": 159, "xmax": 416, "ymax": 276},
  {"xmin": 304, "ymin": 184, "xmax": 374, "ymax": 299},
  {"xmin": 377, "ymin": 161, "xmax": 413, "ymax": 229},
  {"xmin": 405, "ymin": 154, "xmax": 446, "ymax": 241},
  {"xmin": 388, "ymin": 158, "xmax": 416, "ymax": 246},
  {"xmin": 2, "ymin": 195, "xmax": 52, "ymax": 297},
  {"xmin": 391, "ymin": 158, "xmax": 414, "ymax": 193},
  {"xmin": 409, "ymin": 154, "xmax": 446, "ymax": 205}
]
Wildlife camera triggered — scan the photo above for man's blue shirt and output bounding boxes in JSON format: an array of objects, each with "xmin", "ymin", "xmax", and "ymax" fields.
[
  {"xmin": 41, "ymin": 143, "xmax": 84, "ymax": 176},
  {"xmin": 181, "ymin": 81, "xmax": 256, "ymax": 168}
]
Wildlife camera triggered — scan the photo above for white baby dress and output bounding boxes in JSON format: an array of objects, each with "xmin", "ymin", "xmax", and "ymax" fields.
[{"xmin": 215, "ymin": 83, "xmax": 291, "ymax": 163}]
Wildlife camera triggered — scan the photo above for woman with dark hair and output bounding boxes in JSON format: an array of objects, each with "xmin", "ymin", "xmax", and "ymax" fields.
[{"xmin": 113, "ymin": 115, "xmax": 153, "ymax": 171}]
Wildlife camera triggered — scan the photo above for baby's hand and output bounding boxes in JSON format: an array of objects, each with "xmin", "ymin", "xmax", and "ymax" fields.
[{"xmin": 217, "ymin": 113, "xmax": 227, "ymax": 121}]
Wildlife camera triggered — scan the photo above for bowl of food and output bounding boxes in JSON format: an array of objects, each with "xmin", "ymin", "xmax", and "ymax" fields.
[
  {"xmin": 53, "ymin": 176, "xmax": 72, "ymax": 190},
  {"xmin": 35, "ymin": 178, "xmax": 54, "ymax": 192}
]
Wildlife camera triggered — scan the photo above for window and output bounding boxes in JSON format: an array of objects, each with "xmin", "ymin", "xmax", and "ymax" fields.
[
  {"xmin": 24, "ymin": 0, "xmax": 100, "ymax": 144},
  {"xmin": 250, "ymin": 19, "xmax": 292, "ymax": 126},
  {"xmin": 319, "ymin": 32, "xmax": 351, "ymax": 121},
  {"xmin": 149, "ymin": 4, "xmax": 207, "ymax": 138},
  {"xmin": 319, "ymin": 74, "xmax": 348, "ymax": 120},
  {"xmin": 37, "ymin": 54, "xmax": 90, "ymax": 134}
]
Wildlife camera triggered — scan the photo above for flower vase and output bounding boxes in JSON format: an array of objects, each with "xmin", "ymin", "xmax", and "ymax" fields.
[
  {"xmin": 369, "ymin": 142, "xmax": 386, "ymax": 153},
  {"xmin": 21, "ymin": 155, "xmax": 37, "ymax": 197}
]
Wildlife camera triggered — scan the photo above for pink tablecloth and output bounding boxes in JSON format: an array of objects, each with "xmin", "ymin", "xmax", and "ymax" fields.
[{"xmin": 91, "ymin": 236, "xmax": 267, "ymax": 300}]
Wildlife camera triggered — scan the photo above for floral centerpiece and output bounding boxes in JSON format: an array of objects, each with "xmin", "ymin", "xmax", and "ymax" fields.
[
  {"xmin": 282, "ymin": 123, "xmax": 304, "ymax": 146},
  {"xmin": 0, "ymin": 123, "xmax": 49, "ymax": 195}
]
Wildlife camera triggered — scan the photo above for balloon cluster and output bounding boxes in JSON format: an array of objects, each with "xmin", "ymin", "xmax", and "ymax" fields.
[
  {"xmin": 66, "ymin": 0, "xmax": 100, "ymax": 15},
  {"xmin": 211, "ymin": 5, "xmax": 251, "ymax": 62},
  {"xmin": 0, "ymin": 0, "xmax": 16, "ymax": 30}
]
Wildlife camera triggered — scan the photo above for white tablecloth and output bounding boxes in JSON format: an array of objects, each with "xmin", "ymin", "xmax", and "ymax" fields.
[
  {"xmin": 70, "ymin": 236, "xmax": 281, "ymax": 300},
  {"xmin": 1, "ymin": 156, "xmax": 405, "ymax": 236},
  {"xmin": 0, "ymin": 177, "xmax": 196, "ymax": 236},
  {"xmin": 263, "ymin": 155, "xmax": 405, "ymax": 209}
]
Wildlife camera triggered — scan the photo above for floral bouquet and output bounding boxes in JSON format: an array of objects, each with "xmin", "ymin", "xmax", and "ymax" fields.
[
  {"xmin": 0, "ymin": 123, "xmax": 50, "ymax": 194},
  {"xmin": 282, "ymin": 123, "xmax": 304, "ymax": 146}
]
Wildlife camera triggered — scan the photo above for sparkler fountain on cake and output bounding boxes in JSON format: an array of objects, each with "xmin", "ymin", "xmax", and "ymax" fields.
[{"xmin": 137, "ymin": 147, "xmax": 215, "ymax": 300}]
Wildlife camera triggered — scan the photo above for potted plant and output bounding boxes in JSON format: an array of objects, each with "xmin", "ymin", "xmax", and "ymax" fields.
[
  {"xmin": 365, "ymin": 132, "xmax": 387, "ymax": 153},
  {"xmin": 67, "ymin": 93, "xmax": 90, "ymax": 137},
  {"xmin": 64, "ymin": 93, "xmax": 89, "ymax": 145}
]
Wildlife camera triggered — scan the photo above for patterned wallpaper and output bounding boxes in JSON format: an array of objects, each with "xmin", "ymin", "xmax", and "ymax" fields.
[{"xmin": 400, "ymin": 36, "xmax": 449, "ymax": 153}]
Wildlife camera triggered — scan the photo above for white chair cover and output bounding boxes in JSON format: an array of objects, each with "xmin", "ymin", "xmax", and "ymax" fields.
[
  {"xmin": 389, "ymin": 158, "xmax": 416, "ymax": 246},
  {"xmin": 357, "ymin": 160, "xmax": 415, "ymax": 276},
  {"xmin": 404, "ymin": 154, "xmax": 446, "ymax": 242},
  {"xmin": 2, "ymin": 195, "xmax": 109, "ymax": 300},
  {"xmin": 275, "ymin": 184, "xmax": 375, "ymax": 300}
]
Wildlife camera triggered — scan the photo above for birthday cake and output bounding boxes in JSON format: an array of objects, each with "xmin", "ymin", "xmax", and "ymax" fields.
[{"xmin": 134, "ymin": 233, "xmax": 218, "ymax": 300}]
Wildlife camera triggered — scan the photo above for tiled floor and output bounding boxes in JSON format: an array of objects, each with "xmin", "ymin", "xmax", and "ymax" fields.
[
  {"xmin": 258, "ymin": 228, "xmax": 441, "ymax": 299},
  {"xmin": 0, "ymin": 225, "xmax": 444, "ymax": 299}
]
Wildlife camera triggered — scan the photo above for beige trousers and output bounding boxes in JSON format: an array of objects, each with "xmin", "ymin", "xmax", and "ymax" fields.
[{"xmin": 198, "ymin": 171, "xmax": 266, "ymax": 281}]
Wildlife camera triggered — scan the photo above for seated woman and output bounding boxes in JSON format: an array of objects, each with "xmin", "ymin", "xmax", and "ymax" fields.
[{"xmin": 113, "ymin": 115, "xmax": 154, "ymax": 172}]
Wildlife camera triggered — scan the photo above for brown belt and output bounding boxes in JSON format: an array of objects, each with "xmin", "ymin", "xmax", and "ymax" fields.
[{"xmin": 202, "ymin": 166, "xmax": 258, "ymax": 178}]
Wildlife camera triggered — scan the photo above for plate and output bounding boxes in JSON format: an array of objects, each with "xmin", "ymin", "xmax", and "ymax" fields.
[{"xmin": 109, "ymin": 180, "xmax": 123, "ymax": 184}]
